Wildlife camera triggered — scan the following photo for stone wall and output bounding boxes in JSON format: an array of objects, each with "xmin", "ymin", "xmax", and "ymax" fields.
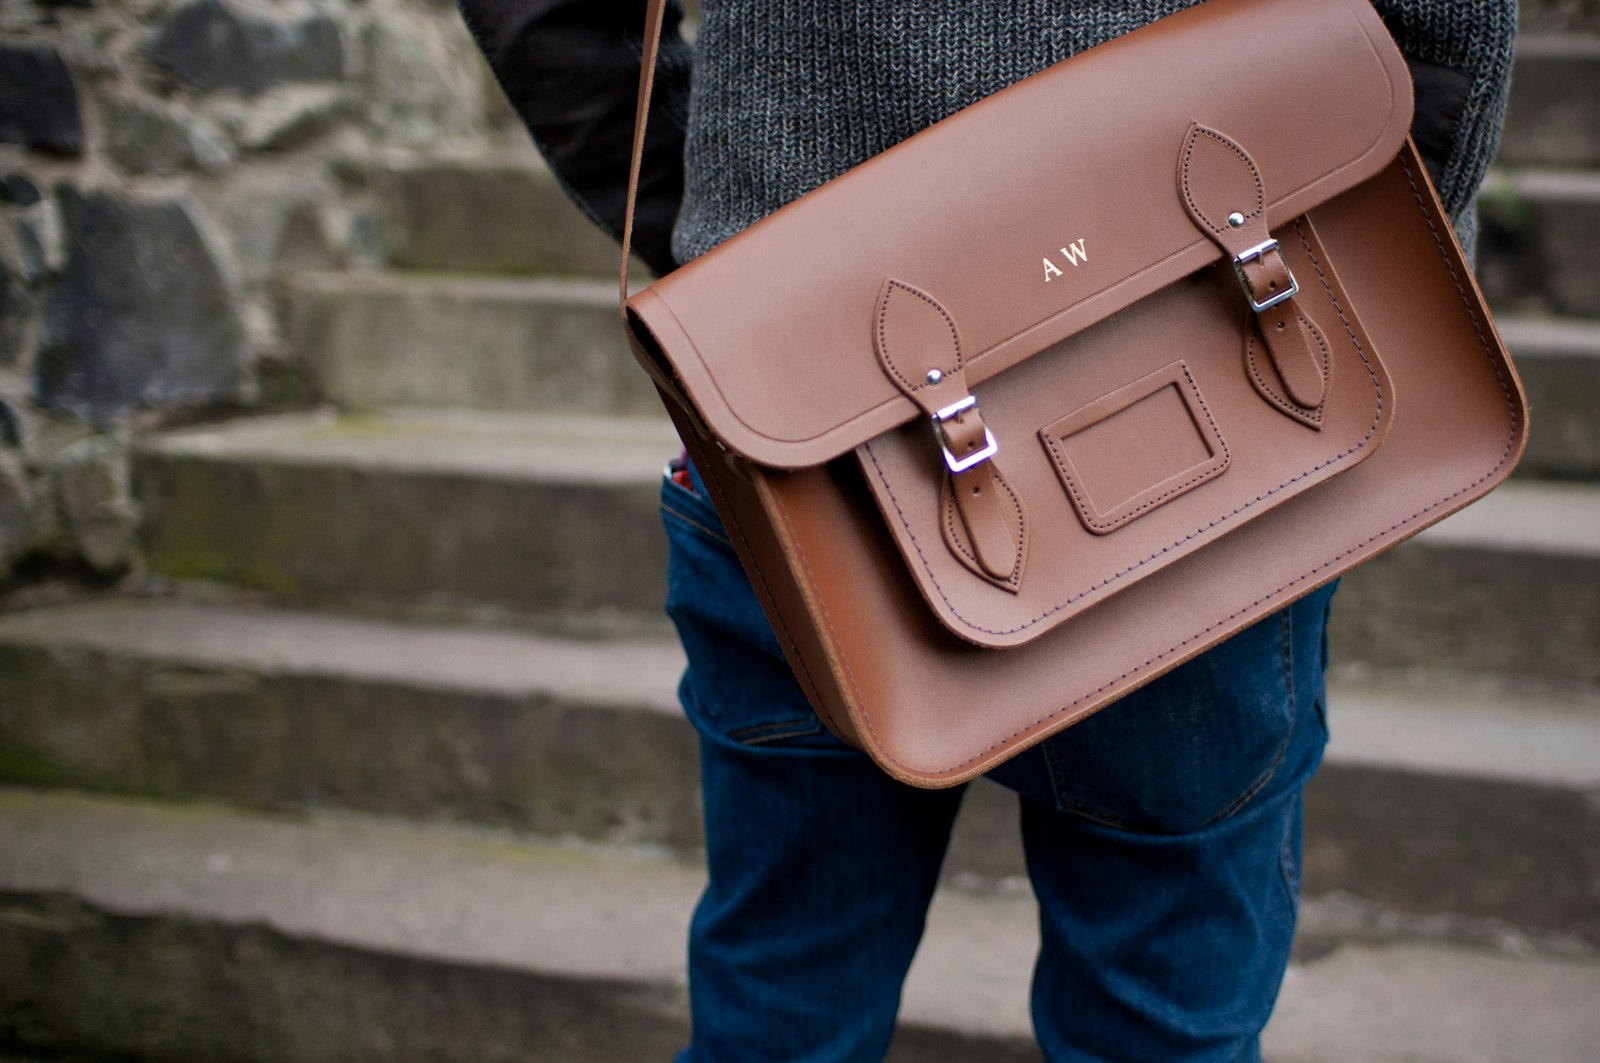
[{"xmin": 0, "ymin": 0, "xmax": 527, "ymax": 581}]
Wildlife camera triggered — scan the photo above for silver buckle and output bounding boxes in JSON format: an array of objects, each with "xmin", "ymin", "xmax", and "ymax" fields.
[
  {"xmin": 1232, "ymin": 238, "xmax": 1299, "ymax": 312},
  {"xmin": 932, "ymin": 395, "xmax": 999, "ymax": 474}
]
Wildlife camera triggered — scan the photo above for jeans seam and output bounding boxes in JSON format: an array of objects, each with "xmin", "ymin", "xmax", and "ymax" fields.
[
  {"xmin": 1277, "ymin": 806, "xmax": 1301, "ymax": 913},
  {"xmin": 1041, "ymin": 736, "xmax": 1070, "ymax": 811},
  {"xmin": 728, "ymin": 717, "xmax": 825, "ymax": 745},
  {"xmin": 1201, "ymin": 607, "xmax": 1297, "ymax": 827},
  {"xmin": 1041, "ymin": 733, "xmax": 1139, "ymax": 828},
  {"xmin": 1055, "ymin": 794, "xmax": 1143, "ymax": 831},
  {"xmin": 661, "ymin": 499, "xmax": 735, "ymax": 549},
  {"xmin": 1046, "ymin": 606, "xmax": 1301, "ymax": 833},
  {"xmin": 1315, "ymin": 589, "xmax": 1334, "ymax": 733}
]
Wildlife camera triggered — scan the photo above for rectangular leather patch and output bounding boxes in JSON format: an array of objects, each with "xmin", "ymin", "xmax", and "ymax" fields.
[{"xmin": 1040, "ymin": 361, "xmax": 1229, "ymax": 534}]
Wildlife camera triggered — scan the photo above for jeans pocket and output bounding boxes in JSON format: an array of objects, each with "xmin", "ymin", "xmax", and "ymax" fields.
[
  {"xmin": 660, "ymin": 458, "xmax": 734, "ymax": 550},
  {"xmin": 660, "ymin": 465, "xmax": 831, "ymax": 750},
  {"xmin": 1037, "ymin": 603, "xmax": 1304, "ymax": 835}
]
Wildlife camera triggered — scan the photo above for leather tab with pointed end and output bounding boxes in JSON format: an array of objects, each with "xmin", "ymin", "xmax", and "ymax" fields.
[
  {"xmin": 942, "ymin": 463, "xmax": 1026, "ymax": 592},
  {"xmin": 1245, "ymin": 310, "xmax": 1332, "ymax": 430},
  {"xmin": 1255, "ymin": 304, "xmax": 1329, "ymax": 412},
  {"xmin": 1179, "ymin": 122, "xmax": 1267, "ymax": 248},
  {"xmin": 874, "ymin": 278, "xmax": 969, "ymax": 417},
  {"xmin": 1179, "ymin": 122, "xmax": 1328, "ymax": 412},
  {"xmin": 875, "ymin": 278, "xmax": 1027, "ymax": 590}
]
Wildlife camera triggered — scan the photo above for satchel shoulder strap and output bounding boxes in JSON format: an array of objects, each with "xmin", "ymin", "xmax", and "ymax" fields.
[{"xmin": 619, "ymin": 0, "xmax": 672, "ymax": 314}]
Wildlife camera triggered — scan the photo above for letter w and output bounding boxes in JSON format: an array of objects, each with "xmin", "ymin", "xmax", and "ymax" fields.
[{"xmin": 1060, "ymin": 239, "xmax": 1088, "ymax": 267}]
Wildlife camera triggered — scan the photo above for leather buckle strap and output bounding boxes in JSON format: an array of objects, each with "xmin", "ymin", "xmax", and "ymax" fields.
[
  {"xmin": 1179, "ymin": 122, "xmax": 1328, "ymax": 415},
  {"xmin": 1232, "ymin": 238, "xmax": 1300, "ymax": 312},
  {"xmin": 619, "ymin": 0, "xmax": 673, "ymax": 314}
]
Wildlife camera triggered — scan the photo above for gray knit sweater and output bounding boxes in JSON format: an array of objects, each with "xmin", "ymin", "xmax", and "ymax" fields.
[{"xmin": 670, "ymin": 1, "xmax": 1518, "ymax": 266}]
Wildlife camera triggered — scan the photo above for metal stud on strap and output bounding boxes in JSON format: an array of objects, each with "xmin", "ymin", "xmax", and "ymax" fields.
[
  {"xmin": 1232, "ymin": 238, "xmax": 1299, "ymax": 312},
  {"xmin": 933, "ymin": 395, "xmax": 1000, "ymax": 473}
]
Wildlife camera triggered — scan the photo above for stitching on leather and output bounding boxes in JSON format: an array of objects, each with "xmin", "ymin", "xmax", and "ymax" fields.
[
  {"xmin": 836, "ymin": 156, "xmax": 1521, "ymax": 779},
  {"xmin": 691, "ymin": 457, "xmax": 846, "ymax": 741},
  {"xmin": 865, "ymin": 221, "xmax": 1384, "ymax": 638},
  {"xmin": 998, "ymin": 471, "xmax": 1026, "ymax": 587},
  {"xmin": 942, "ymin": 481, "xmax": 980, "ymax": 568},
  {"xmin": 1245, "ymin": 312, "xmax": 1330, "ymax": 426},
  {"xmin": 941, "ymin": 469, "xmax": 1025, "ymax": 590},
  {"xmin": 877, "ymin": 279, "xmax": 963, "ymax": 395},
  {"xmin": 1042, "ymin": 362, "xmax": 1230, "ymax": 533},
  {"xmin": 1247, "ymin": 314, "xmax": 1330, "ymax": 421},
  {"xmin": 1397, "ymin": 154, "xmax": 1521, "ymax": 435},
  {"xmin": 942, "ymin": 480, "xmax": 981, "ymax": 570},
  {"xmin": 1182, "ymin": 125, "xmax": 1265, "ymax": 235}
]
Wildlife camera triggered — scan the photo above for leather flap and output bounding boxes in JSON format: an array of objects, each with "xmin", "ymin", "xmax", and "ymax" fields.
[
  {"xmin": 627, "ymin": 0, "xmax": 1412, "ymax": 468},
  {"xmin": 856, "ymin": 212, "xmax": 1394, "ymax": 648}
]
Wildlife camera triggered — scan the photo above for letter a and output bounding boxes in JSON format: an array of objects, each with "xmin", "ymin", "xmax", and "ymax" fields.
[{"xmin": 1042, "ymin": 257, "xmax": 1064, "ymax": 282}]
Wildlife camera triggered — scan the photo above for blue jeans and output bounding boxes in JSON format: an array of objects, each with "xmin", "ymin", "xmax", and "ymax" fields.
[{"xmin": 660, "ymin": 457, "xmax": 1335, "ymax": 1063}]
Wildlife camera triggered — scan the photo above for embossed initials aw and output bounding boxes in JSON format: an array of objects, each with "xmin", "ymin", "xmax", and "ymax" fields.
[{"xmin": 1042, "ymin": 239, "xmax": 1088, "ymax": 282}]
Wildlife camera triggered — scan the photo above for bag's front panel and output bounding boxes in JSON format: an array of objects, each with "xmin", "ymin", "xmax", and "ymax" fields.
[
  {"xmin": 856, "ymin": 214, "xmax": 1392, "ymax": 648},
  {"xmin": 729, "ymin": 149, "xmax": 1523, "ymax": 787}
]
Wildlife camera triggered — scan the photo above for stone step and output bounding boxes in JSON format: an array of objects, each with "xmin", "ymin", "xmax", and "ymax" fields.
[
  {"xmin": 0, "ymin": 788, "xmax": 1596, "ymax": 1063},
  {"xmin": 1329, "ymin": 479, "xmax": 1600, "ymax": 688},
  {"xmin": 1500, "ymin": 37, "xmax": 1600, "ymax": 167},
  {"xmin": 1301, "ymin": 681, "xmax": 1600, "ymax": 949},
  {"xmin": 370, "ymin": 158, "xmax": 641, "ymax": 278},
  {"xmin": 1497, "ymin": 315, "xmax": 1600, "ymax": 479},
  {"xmin": 0, "ymin": 598, "xmax": 1595, "ymax": 943},
  {"xmin": 1478, "ymin": 167, "xmax": 1600, "ymax": 319},
  {"xmin": 285, "ymin": 272, "xmax": 664, "ymax": 416},
  {"xmin": 132, "ymin": 409, "xmax": 678, "ymax": 630},
  {"xmin": 135, "ymin": 409, "xmax": 1600, "ymax": 680},
  {"xmin": 0, "ymin": 599, "xmax": 698, "ymax": 851},
  {"xmin": 1521, "ymin": 0, "xmax": 1600, "ymax": 35}
]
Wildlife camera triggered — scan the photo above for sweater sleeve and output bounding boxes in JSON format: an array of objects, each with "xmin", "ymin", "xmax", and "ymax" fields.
[
  {"xmin": 455, "ymin": 0, "xmax": 692, "ymax": 278},
  {"xmin": 1368, "ymin": 0, "xmax": 1519, "ymax": 257}
]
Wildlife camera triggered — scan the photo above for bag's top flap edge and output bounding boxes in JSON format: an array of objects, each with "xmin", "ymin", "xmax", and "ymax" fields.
[{"xmin": 629, "ymin": 0, "xmax": 1413, "ymax": 469}]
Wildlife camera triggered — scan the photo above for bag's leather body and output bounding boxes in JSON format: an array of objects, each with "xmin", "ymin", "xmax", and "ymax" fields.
[{"xmin": 621, "ymin": 0, "xmax": 1528, "ymax": 786}]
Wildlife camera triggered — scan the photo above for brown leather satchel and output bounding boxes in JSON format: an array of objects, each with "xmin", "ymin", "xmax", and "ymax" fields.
[{"xmin": 618, "ymin": 0, "xmax": 1528, "ymax": 787}]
